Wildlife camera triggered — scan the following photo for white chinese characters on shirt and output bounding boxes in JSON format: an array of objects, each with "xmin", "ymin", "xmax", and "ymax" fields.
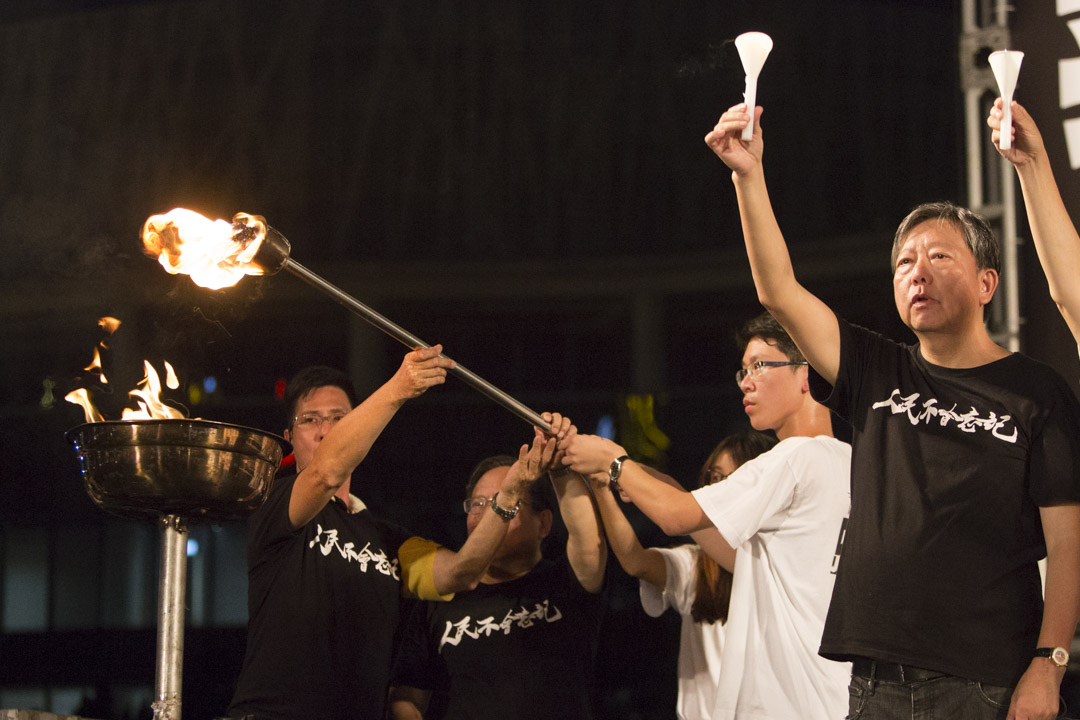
[
  {"xmin": 309, "ymin": 524, "xmax": 401, "ymax": 579},
  {"xmin": 438, "ymin": 599, "xmax": 563, "ymax": 652},
  {"xmin": 872, "ymin": 389, "xmax": 1018, "ymax": 444}
]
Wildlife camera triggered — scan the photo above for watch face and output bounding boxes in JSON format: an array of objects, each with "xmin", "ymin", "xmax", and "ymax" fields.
[{"xmin": 1052, "ymin": 647, "xmax": 1070, "ymax": 666}]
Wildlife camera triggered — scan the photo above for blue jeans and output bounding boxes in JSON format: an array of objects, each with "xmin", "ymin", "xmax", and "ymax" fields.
[{"xmin": 847, "ymin": 672, "xmax": 1020, "ymax": 720}]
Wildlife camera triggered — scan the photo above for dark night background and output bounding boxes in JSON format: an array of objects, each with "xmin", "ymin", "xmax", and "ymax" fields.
[{"xmin": 1, "ymin": 0, "xmax": 1078, "ymax": 718}]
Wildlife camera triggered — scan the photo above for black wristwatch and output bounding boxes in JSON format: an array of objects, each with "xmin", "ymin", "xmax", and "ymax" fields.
[
  {"xmin": 608, "ymin": 454, "xmax": 630, "ymax": 484},
  {"xmin": 489, "ymin": 491, "xmax": 521, "ymax": 521},
  {"xmin": 1035, "ymin": 646, "xmax": 1070, "ymax": 667}
]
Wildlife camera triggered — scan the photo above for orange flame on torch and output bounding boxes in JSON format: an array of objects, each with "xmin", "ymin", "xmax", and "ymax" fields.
[{"xmin": 142, "ymin": 209, "xmax": 268, "ymax": 290}]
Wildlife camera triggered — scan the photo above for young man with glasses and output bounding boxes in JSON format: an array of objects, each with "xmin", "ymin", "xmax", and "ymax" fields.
[
  {"xmin": 388, "ymin": 412, "xmax": 607, "ymax": 720},
  {"xmin": 227, "ymin": 348, "xmax": 554, "ymax": 720},
  {"xmin": 560, "ymin": 313, "xmax": 852, "ymax": 719},
  {"xmin": 704, "ymin": 102, "xmax": 1080, "ymax": 720}
]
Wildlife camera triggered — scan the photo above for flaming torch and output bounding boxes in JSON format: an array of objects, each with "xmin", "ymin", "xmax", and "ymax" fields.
[{"xmin": 142, "ymin": 209, "xmax": 552, "ymax": 432}]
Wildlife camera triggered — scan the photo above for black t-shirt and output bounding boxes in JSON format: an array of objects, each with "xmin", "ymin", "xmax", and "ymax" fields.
[
  {"xmin": 392, "ymin": 556, "xmax": 603, "ymax": 720},
  {"xmin": 228, "ymin": 474, "xmax": 414, "ymax": 720},
  {"xmin": 812, "ymin": 320, "xmax": 1080, "ymax": 686}
]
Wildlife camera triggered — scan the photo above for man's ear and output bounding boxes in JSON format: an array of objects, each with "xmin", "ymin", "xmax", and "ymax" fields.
[{"xmin": 979, "ymin": 268, "xmax": 999, "ymax": 307}]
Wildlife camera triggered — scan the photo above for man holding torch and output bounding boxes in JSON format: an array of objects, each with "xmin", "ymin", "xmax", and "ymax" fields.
[
  {"xmin": 225, "ymin": 347, "xmax": 558, "ymax": 720},
  {"xmin": 704, "ymin": 102, "xmax": 1080, "ymax": 720},
  {"xmin": 387, "ymin": 413, "xmax": 607, "ymax": 720}
]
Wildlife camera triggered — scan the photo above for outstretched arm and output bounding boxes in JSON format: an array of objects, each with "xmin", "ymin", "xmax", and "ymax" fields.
[
  {"xmin": 705, "ymin": 104, "xmax": 841, "ymax": 383},
  {"xmin": 430, "ymin": 432, "xmax": 558, "ymax": 595},
  {"xmin": 586, "ymin": 470, "xmax": 667, "ymax": 588},
  {"xmin": 561, "ymin": 433, "xmax": 711, "ymax": 538},
  {"xmin": 989, "ymin": 99, "xmax": 1080, "ymax": 342},
  {"xmin": 544, "ymin": 413, "xmax": 607, "ymax": 593},
  {"xmin": 637, "ymin": 464, "xmax": 736, "ymax": 572},
  {"xmin": 289, "ymin": 346, "xmax": 454, "ymax": 528}
]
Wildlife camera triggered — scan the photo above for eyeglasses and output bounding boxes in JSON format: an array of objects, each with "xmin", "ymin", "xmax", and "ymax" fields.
[
  {"xmin": 293, "ymin": 411, "xmax": 348, "ymax": 429},
  {"xmin": 735, "ymin": 361, "xmax": 809, "ymax": 387},
  {"xmin": 463, "ymin": 496, "xmax": 496, "ymax": 515},
  {"xmin": 706, "ymin": 468, "xmax": 730, "ymax": 483}
]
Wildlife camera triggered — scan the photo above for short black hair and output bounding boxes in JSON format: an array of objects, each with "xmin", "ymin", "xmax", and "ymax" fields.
[
  {"xmin": 735, "ymin": 312, "xmax": 805, "ymax": 364},
  {"xmin": 283, "ymin": 366, "xmax": 358, "ymax": 429},
  {"xmin": 464, "ymin": 454, "xmax": 557, "ymax": 513}
]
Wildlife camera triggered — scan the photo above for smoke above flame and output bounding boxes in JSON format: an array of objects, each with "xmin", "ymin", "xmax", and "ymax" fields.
[{"xmin": 142, "ymin": 209, "xmax": 268, "ymax": 290}]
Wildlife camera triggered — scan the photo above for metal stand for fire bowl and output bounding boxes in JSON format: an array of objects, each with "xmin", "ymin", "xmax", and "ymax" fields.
[{"xmin": 67, "ymin": 419, "xmax": 287, "ymax": 720}]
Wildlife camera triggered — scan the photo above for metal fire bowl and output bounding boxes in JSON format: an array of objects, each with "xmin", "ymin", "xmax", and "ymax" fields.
[{"xmin": 66, "ymin": 419, "xmax": 288, "ymax": 523}]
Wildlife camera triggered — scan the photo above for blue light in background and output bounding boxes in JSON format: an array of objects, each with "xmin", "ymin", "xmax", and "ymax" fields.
[
  {"xmin": 595, "ymin": 414, "xmax": 615, "ymax": 440},
  {"xmin": 186, "ymin": 539, "xmax": 199, "ymax": 557},
  {"xmin": 203, "ymin": 376, "xmax": 218, "ymax": 393}
]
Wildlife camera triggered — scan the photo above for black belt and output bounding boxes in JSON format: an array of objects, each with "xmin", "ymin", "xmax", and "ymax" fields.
[{"xmin": 852, "ymin": 657, "xmax": 948, "ymax": 683}]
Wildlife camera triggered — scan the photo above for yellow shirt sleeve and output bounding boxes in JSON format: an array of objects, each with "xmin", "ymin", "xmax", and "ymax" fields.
[{"xmin": 398, "ymin": 536, "xmax": 455, "ymax": 602}]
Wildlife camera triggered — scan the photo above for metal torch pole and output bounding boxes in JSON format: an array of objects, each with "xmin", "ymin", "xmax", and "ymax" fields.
[
  {"xmin": 282, "ymin": 258, "xmax": 552, "ymax": 433},
  {"xmin": 153, "ymin": 514, "xmax": 188, "ymax": 720}
]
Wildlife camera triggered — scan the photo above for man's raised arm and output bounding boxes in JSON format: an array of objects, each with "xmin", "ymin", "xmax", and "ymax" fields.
[
  {"xmin": 430, "ymin": 433, "xmax": 556, "ymax": 595},
  {"xmin": 989, "ymin": 99, "xmax": 1080, "ymax": 343},
  {"xmin": 290, "ymin": 346, "xmax": 454, "ymax": 529},
  {"xmin": 544, "ymin": 413, "xmax": 607, "ymax": 593},
  {"xmin": 705, "ymin": 103, "xmax": 841, "ymax": 384}
]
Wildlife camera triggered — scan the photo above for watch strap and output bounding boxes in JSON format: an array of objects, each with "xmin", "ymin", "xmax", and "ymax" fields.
[{"xmin": 1034, "ymin": 646, "xmax": 1070, "ymax": 667}]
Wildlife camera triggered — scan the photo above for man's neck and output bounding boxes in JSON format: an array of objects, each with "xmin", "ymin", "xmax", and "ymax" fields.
[
  {"xmin": 916, "ymin": 324, "xmax": 1010, "ymax": 368},
  {"xmin": 775, "ymin": 399, "xmax": 834, "ymax": 441}
]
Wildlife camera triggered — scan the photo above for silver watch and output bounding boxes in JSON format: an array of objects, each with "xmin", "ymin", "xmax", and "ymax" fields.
[
  {"xmin": 489, "ymin": 491, "xmax": 521, "ymax": 521},
  {"xmin": 608, "ymin": 454, "xmax": 630, "ymax": 483}
]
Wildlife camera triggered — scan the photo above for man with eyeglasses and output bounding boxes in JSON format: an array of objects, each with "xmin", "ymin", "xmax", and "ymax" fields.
[
  {"xmin": 388, "ymin": 412, "xmax": 607, "ymax": 720},
  {"xmin": 703, "ymin": 102, "xmax": 1080, "ymax": 720},
  {"xmin": 559, "ymin": 313, "xmax": 851, "ymax": 719},
  {"xmin": 227, "ymin": 348, "xmax": 554, "ymax": 720}
]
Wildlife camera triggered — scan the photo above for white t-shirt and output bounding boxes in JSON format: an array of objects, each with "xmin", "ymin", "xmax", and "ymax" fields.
[
  {"xmin": 692, "ymin": 435, "xmax": 852, "ymax": 720},
  {"xmin": 639, "ymin": 544, "xmax": 726, "ymax": 720}
]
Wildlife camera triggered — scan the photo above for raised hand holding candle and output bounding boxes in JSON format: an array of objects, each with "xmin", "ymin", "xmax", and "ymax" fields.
[
  {"xmin": 988, "ymin": 50, "xmax": 1024, "ymax": 150},
  {"xmin": 734, "ymin": 32, "xmax": 773, "ymax": 141}
]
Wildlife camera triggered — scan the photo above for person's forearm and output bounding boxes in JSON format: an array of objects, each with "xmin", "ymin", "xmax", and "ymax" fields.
[
  {"xmin": 312, "ymin": 381, "xmax": 407, "ymax": 481},
  {"xmin": 733, "ymin": 168, "xmax": 800, "ymax": 313},
  {"xmin": 431, "ymin": 491, "xmax": 522, "ymax": 595},
  {"xmin": 1016, "ymin": 159, "xmax": 1080, "ymax": 339},
  {"xmin": 1038, "ymin": 538, "xmax": 1080, "ymax": 653},
  {"xmin": 618, "ymin": 462, "xmax": 711, "ymax": 537},
  {"xmin": 551, "ymin": 471, "xmax": 607, "ymax": 592},
  {"xmin": 592, "ymin": 478, "xmax": 666, "ymax": 587}
]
